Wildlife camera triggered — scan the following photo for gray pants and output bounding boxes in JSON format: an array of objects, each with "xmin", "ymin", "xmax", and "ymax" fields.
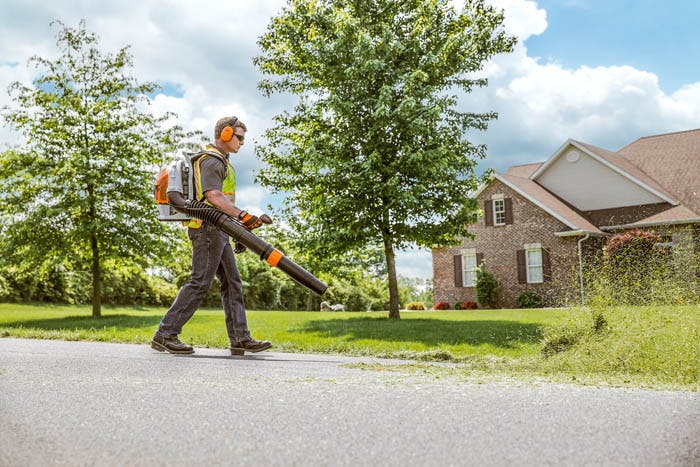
[{"xmin": 156, "ymin": 224, "xmax": 251, "ymax": 342}]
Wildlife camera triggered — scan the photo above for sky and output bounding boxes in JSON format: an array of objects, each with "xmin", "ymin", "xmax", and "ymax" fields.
[{"xmin": 1, "ymin": 0, "xmax": 699, "ymax": 280}]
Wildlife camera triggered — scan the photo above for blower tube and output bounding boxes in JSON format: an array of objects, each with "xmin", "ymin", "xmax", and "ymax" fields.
[{"xmin": 168, "ymin": 193, "xmax": 327, "ymax": 296}]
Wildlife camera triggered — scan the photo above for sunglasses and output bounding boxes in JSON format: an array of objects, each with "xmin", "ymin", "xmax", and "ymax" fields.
[{"xmin": 233, "ymin": 133, "xmax": 245, "ymax": 142}]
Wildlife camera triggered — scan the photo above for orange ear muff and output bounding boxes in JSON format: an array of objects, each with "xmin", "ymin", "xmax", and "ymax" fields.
[{"xmin": 221, "ymin": 126, "xmax": 233, "ymax": 142}]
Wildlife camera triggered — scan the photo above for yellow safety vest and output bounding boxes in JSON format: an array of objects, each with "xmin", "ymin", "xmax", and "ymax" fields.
[{"xmin": 185, "ymin": 145, "xmax": 236, "ymax": 229}]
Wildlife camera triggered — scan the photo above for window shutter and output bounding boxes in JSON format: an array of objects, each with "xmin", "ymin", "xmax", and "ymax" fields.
[
  {"xmin": 453, "ymin": 255, "xmax": 463, "ymax": 287},
  {"xmin": 484, "ymin": 200, "xmax": 493, "ymax": 226},
  {"xmin": 517, "ymin": 250, "xmax": 526, "ymax": 284},
  {"xmin": 476, "ymin": 253, "xmax": 484, "ymax": 266},
  {"xmin": 505, "ymin": 198, "xmax": 514, "ymax": 225},
  {"xmin": 542, "ymin": 248, "xmax": 552, "ymax": 282}
]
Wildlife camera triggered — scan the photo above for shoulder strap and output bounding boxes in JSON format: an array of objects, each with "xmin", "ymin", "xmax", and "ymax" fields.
[
  {"xmin": 190, "ymin": 150, "xmax": 230, "ymax": 201},
  {"xmin": 189, "ymin": 150, "xmax": 223, "ymax": 163}
]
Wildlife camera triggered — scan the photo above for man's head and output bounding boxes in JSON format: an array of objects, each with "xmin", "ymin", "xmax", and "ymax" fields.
[{"xmin": 214, "ymin": 116, "xmax": 247, "ymax": 154}]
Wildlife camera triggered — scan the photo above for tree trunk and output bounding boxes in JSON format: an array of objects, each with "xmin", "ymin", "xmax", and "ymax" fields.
[
  {"xmin": 382, "ymin": 232, "xmax": 401, "ymax": 319},
  {"xmin": 91, "ymin": 232, "xmax": 101, "ymax": 317}
]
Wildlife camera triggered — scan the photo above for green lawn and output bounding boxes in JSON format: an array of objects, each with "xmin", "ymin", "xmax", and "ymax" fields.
[{"xmin": 0, "ymin": 303, "xmax": 697, "ymax": 390}]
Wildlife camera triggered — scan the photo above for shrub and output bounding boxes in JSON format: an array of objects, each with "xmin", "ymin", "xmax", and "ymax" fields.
[
  {"xmin": 433, "ymin": 301, "xmax": 450, "ymax": 310},
  {"xmin": 475, "ymin": 266, "xmax": 501, "ymax": 308},
  {"xmin": 604, "ymin": 228, "xmax": 660, "ymax": 259},
  {"xmin": 454, "ymin": 300, "xmax": 477, "ymax": 310},
  {"xmin": 406, "ymin": 301, "xmax": 426, "ymax": 310},
  {"xmin": 516, "ymin": 291, "xmax": 544, "ymax": 308}
]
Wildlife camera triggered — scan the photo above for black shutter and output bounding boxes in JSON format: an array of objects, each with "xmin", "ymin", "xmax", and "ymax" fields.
[
  {"xmin": 476, "ymin": 253, "xmax": 484, "ymax": 266},
  {"xmin": 505, "ymin": 198, "xmax": 514, "ymax": 225},
  {"xmin": 542, "ymin": 248, "xmax": 551, "ymax": 282},
  {"xmin": 453, "ymin": 255, "xmax": 462, "ymax": 288},
  {"xmin": 517, "ymin": 250, "xmax": 526, "ymax": 284},
  {"xmin": 484, "ymin": 200, "xmax": 493, "ymax": 226}
]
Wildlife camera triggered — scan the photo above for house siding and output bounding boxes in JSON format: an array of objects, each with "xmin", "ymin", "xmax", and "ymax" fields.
[{"xmin": 432, "ymin": 180, "xmax": 581, "ymax": 308}]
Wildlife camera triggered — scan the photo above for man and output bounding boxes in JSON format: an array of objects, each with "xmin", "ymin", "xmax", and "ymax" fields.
[{"xmin": 151, "ymin": 116, "xmax": 272, "ymax": 355}]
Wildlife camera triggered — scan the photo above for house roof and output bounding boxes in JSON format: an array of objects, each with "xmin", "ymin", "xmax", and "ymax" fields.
[
  {"xmin": 601, "ymin": 205, "xmax": 700, "ymax": 230},
  {"xmin": 495, "ymin": 172, "xmax": 603, "ymax": 235},
  {"xmin": 486, "ymin": 128, "xmax": 700, "ymax": 234},
  {"xmin": 617, "ymin": 129, "xmax": 700, "ymax": 213},
  {"xmin": 505, "ymin": 163, "xmax": 541, "ymax": 178}
]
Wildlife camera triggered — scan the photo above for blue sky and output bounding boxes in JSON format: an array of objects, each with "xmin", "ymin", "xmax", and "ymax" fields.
[
  {"xmin": 1, "ymin": 0, "xmax": 699, "ymax": 279},
  {"xmin": 526, "ymin": 0, "xmax": 700, "ymax": 93}
]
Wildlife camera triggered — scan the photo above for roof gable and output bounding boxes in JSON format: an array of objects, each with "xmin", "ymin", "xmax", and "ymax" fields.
[{"xmin": 530, "ymin": 140, "xmax": 676, "ymax": 210}]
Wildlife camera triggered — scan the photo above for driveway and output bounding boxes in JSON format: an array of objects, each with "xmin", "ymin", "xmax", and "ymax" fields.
[{"xmin": 0, "ymin": 338, "xmax": 698, "ymax": 466}]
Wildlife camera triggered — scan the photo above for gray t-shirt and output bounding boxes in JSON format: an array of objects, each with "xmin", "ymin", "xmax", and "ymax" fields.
[{"xmin": 198, "ymin": 154, "xmax": 228, "ymax": 197}]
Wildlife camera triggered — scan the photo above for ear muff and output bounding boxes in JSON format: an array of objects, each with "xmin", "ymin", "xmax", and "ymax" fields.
[{"xmin": 221, "ymin": 126, "xmax": 234, "ymax": 142}]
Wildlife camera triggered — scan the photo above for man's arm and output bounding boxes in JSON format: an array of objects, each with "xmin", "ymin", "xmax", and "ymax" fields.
[{"xmin": 204, "ymin": 190, "xmax": 243, "ymax": 218}]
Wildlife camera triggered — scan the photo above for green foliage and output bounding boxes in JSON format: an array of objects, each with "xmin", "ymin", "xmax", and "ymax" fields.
[
  {"xmin": 516, "ymin": 291, "xmax": 544, "ymax": 309},
  {"xmin": 475, "ymin": 265, "xmax": 501, "ymax": 308},
  {"xmin": 0, "ymin": 265, "xmax": 90, "ymax": 304},
  {"xmin": 0, "ymin": 21, "xmax": 198, "ymax": 316},
  {"xmin": 254, "ymin": 0, "xmax": 515, "ymax": 317},
  {"xmin": 406, "ymin": 301, "xmax": 426, "ymax": 310},
  {"xmin": 0, "ymin": 263, "xmax": 178, "ymax": 306}
]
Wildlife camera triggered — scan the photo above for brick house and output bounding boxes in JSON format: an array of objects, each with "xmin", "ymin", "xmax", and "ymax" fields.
[{"xmin": 432, "ymin": 129, "xmax": 700, "ymax": 308}]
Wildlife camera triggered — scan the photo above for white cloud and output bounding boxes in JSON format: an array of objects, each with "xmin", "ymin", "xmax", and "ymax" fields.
[{"xmin": 488, "ymin": 0, "xmax": 547, "ymax": 41}]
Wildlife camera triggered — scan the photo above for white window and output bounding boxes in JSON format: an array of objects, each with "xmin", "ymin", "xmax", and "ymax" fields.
[
  {"xmin": 525, "ymin": 244, "xmax": 543, "ymax": 283},
  {"xmin": 493, "ymin": 199, "xmax": 506, "ymax": 226},
  {"xmin": 461, "ymin": 248, "xmax": 477, "ymax": 287}
]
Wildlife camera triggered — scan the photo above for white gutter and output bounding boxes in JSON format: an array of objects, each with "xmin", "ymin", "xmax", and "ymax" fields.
[{"xmin": 554, "ymin": 229, "xmax": 607, "ymax": 237}]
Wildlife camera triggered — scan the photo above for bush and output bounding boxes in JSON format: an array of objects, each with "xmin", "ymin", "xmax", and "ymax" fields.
[
  {"xmin": 454, "ymin": 300, "xmax": 477, "ymax": 310},
  {"xmin": 516, "ymin": 291, "xmax": 544, "ymax": 308},
  {"xmin": 604, "ymin": 228, "xmax": 660, "ymax": 259},
  {"xmin": 433, "ymin": 301, "xmax": 450, "ymax": 310},
  {"xmin": 406, "ymin": 301, "xmax": 426, "ymax": 310},
  {"xmin": 475, "ymin": 266, "xmax": 501, "ymax": 308}
]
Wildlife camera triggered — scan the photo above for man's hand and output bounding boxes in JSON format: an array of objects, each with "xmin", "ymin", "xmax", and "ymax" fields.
[{"xmin": 237, "ymin": 211, "xmax": 272, "ymax": 230}]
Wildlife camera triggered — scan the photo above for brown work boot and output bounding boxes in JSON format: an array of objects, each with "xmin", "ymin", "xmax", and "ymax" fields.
[
  {"xmin": 229, "ymin": 338, "xmax": 272, "ymax": 355},
  {"xmin": 151, "ymin": 335, "xmax": 194, "ymax": 354}
]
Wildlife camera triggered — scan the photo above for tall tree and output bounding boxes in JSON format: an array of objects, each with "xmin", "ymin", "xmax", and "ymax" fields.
[
  {"xmin": 1, "ymin": 21, "xmax": 183, "ymax": 316},
  {"xmin": 254, "ymin": 0, "xmax": 515, "ymax": 318}
]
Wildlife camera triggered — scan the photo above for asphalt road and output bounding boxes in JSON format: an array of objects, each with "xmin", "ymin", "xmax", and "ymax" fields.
[{"xmin": 0, "ymin": 338, "xmax": 698, "ymax": 466}]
